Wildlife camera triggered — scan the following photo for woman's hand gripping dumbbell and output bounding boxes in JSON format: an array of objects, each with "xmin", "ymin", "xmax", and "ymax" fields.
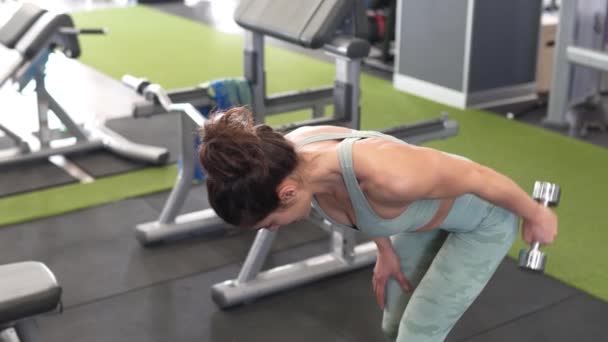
[{"xmin": 519, "ymin": 181, "xmax": 560, "ymax": 272}]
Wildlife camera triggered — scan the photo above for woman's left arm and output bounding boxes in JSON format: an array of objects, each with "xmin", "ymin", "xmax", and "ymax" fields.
[
  {"xmin": 423, "ymin": 150, "xmax": 542, "ymax": 220},
  {"xmin": 356, "ymin": 142, "xmax": 557, "ymax": 244}
]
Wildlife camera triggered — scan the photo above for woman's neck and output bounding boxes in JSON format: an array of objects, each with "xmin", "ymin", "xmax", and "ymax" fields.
[{"xmin": 297, "ymin": 150, "xmax": 343, "ymax": 196}]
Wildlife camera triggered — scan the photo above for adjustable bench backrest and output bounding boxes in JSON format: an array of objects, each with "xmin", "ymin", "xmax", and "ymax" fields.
[
  {"xmin": 17, "ymin": 11, "xmax": 81, "ymax": 59},
  {"xmin": 0, "ymin": 3, "xmax": 81, "ymax": 87},
  {"xmin": 0, "ymin": 3, "xmax": 46, "ymax": 48},
  {"xmin": 234, "ymin": 0, "xmax": 353, "ymax": 49}
]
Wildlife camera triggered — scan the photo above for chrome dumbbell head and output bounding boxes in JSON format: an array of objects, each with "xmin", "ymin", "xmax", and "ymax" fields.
[
  {"xmin": 532, "ymin": 181, "xmax": 560, "ymax": 207},
  {"xmin": 518, "ymin": 242, "xmax": 546, "ymax": 272}
]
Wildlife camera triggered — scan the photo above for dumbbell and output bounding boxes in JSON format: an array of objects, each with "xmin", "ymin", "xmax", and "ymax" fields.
[{"xmin": 518, "ymin": 181, "xmax": 560, "ymax": 272}]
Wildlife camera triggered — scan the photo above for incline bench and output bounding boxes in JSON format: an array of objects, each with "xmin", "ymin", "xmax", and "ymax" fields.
[{"xmin": 0, "ymin": 3, "xmax": 168, "ymax": 168}]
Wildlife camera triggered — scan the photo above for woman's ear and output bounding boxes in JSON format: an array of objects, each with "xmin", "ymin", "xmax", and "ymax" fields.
[{"xmin": 277, "ymin": 184, "xmax": 298, "ymax": 207}]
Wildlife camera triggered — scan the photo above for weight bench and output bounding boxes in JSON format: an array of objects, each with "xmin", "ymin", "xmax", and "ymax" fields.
[
  {"xmin": 131, "ymin": 0, "xmax": 457, "ymax": 247},
  {"xmin": 0, "ymin": 262, "xmax": 61, "ymax": 342},
  {"xmin": 0, "ymin": 3, "xmax": 168, "ymax": 168},
  {"xmin": 130, "ymin": 0, "xmax": 371, "ymax": 130},
  {"xmin": 130, "ymin": 0, "xmax": 373, "ymax": 245}
]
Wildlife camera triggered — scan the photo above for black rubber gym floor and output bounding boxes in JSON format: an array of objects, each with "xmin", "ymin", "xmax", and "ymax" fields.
[
  {"xmin": 0, "ymin": 186, "xmax": 606, "ymax": 341},
  {"xmin": 0, "ymin": 140, "xmax": 75, "ymax": 197}
]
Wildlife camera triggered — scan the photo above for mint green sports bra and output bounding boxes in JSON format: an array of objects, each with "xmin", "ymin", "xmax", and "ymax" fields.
[{"xmin": 296, "ymin": 131, "xmax": 442, "ymax": 237}]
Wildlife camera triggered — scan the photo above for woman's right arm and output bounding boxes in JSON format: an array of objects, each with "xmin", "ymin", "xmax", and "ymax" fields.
[{"xmin": 372, "ymin": 237, "xmax": 412, "ymax": 310}]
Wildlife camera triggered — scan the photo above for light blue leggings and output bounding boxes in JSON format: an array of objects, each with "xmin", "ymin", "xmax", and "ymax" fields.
[{"xmin": 381, "ymin": 202, "xmax": 519, "ymax": 341}]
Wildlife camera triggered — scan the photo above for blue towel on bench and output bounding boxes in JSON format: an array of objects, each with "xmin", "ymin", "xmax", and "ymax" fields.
[{"xmin": 208, "ymin": 77, "xmax": 252, "ymax": 110}]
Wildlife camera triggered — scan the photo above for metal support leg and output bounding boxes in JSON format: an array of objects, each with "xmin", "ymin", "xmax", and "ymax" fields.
[
  {"xmin": 0, "ymin": 328, "xmax": 20, "ymax": 342},
  {"xmin": 211, "ymin": 224, "xmax": 377, "ymax": 309},
  {"xmin": 245, "ymin": 31, "xmax": 266, "ymax": 122},
  {"xmin": 35, "ymin": 73, "xmax": 52, "ymax": 148},
  {"xmin": 312, "ymin": 104, "xmax": 325, "ymax": 118},
  {"xmin": 545, "ymin": 0, "xmax": 577, "ymax": 128},
  {"xmin": 334, "ymin": 56, "xmax": 361, "ymax": 130},
  {"xmin": 236, "ymin": 229, "xmax": 278, "ymax": 283},
  {"xmin": 135, "ymin": 113, "xmax": 224, "ymax": 245},
  {"xmin": 0, "ymin": 124, "xmax": 30, "ymax": 154},
  {"xmin": 46, "ymin": 87, "xmax": 88, "ymax": 142},
  {"xmin": 94, "ymin": 124, "xmax": 169, "ymax": 164},
  {"xmin": 13, "ymin": 320, "xmax": 40, "ymax": 342},
  {"xmin": 158, "ymin": 114, "xmax": 197, "ymax": 224},
  {"xmin": 331, "ymin": 225, "xmax": 356, "ymax": 264}
]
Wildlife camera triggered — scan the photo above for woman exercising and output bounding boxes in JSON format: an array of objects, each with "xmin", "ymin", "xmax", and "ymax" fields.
[{"xmin": 198, "ymin": 107, "xmax": 558, "ymax": 342}]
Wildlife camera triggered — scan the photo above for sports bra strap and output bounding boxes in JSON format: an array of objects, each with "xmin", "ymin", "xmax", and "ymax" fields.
[{"xmin": 295, "ymin": 131, "xmax": 390, "ymax": 148}]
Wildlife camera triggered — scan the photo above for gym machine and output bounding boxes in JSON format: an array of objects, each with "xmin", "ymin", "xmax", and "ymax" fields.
[
  {"xmin": 128, "ymin": 0, "xmax": 458, "ymax": 247},
  {"xmin": 0, "ymin": 3, "xmax": 168, "ymax": 168}
]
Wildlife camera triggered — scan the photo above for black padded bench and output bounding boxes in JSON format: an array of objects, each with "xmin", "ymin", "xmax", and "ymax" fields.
[
  {"xmin": 0, "ymin": 3, "xmax": 46, "ymax": 49},
  {"xmin": 0, "ymin": 262, "xmax": 61, "ymax": 342},
  {"xmin": 0, "ymin": 3, "xmax": 80, "ymax": 87},
  {"xmin": 235, "ymin": 0, "xmax": 370, "ymax": 59}
]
